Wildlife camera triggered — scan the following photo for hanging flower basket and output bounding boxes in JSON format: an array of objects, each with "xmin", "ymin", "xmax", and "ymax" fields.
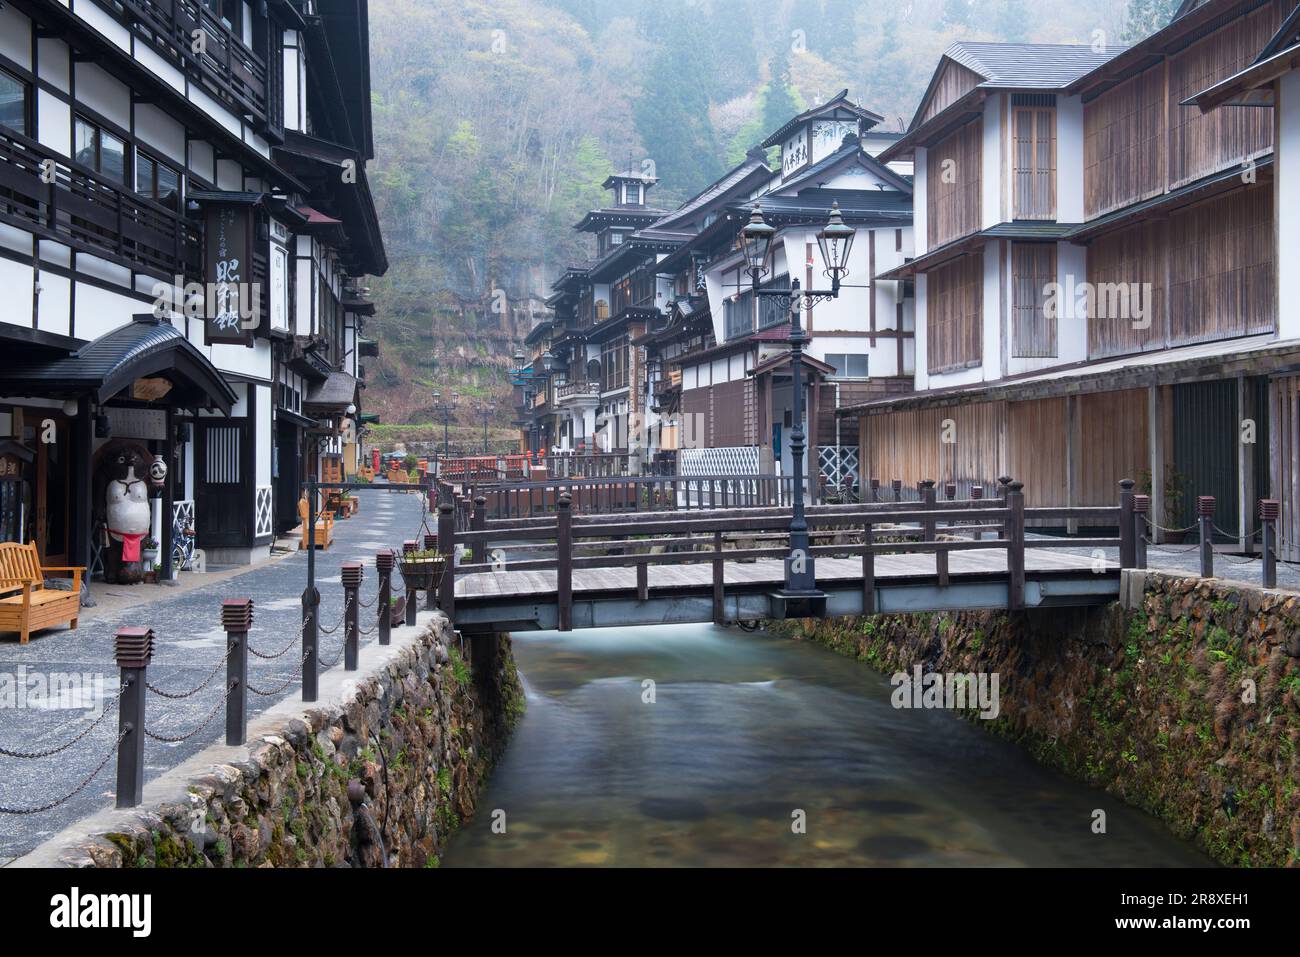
[{"xmin": 397, "ymin": 551, "xmax": 446, "ymax": 591}]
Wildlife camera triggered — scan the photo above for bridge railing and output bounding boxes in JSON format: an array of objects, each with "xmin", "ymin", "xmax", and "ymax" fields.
[
  {"xmin": 428, "ymin": 478, "xmax": 1142, "ymax": 624},
  {"xmin": 461, "ymin": 473, "xmax": 800, "ymax": 520}
]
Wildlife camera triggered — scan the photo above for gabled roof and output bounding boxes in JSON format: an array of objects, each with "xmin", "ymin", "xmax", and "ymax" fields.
[
  {"xmin": 0, "ymin": 315, "xmax": 237, "ymax": 412},
  {"xmin": 753, "ymin": 187, "xmax": 914, "ymax": 221},
  {"xmin": 942, "ymin": 42, "xmax": 1120, "ymax": 90},
  {"xmin": 649, "ymin": 152, "xmax": 771, "ymax": 231},
  {"xmin": 760, "ymin": 89, "xmax": 884, "ymax": 148},
  {"xmin": 884, "ymin": 41, "xmax": 1122, "ymax": 162},
  {"xmin": 776, "ymin": 138, "xmax": 913, "ymax": 195},
  {"xmin": 1183, "ymin": 4, "xmax": 1300, "ymax": 110},
  {"xmin": 573, "ymin": 207, "xmax": 667, "ymax": 232}
]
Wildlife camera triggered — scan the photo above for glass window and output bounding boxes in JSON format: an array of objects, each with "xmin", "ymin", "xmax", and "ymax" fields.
[
  {"xmin": 826, "ymin": 353, "xmax": 868, "ymax": 378},
  {"xmin": 74, "ymin": 116, "xmax": 128, "ymax": 184},
  {"xmin": 136, "ymin": 149, "xmax": 182, "ymax": 210},
  {"xmin": 0, "ymin": 69, "xmax": 27, "ymax": 136}
]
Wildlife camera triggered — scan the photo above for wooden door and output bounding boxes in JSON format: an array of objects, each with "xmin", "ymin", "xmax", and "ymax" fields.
[
  {"xmin": 33, "ymin": 413, "xmax": 70, "ymax": 566},
  {"xmin": 195, "ymin": 420, "xmax": 249, "ymax": 549}
]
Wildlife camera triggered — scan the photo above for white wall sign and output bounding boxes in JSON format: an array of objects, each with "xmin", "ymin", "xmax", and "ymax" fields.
[{"xmin": 782, "ymin": 127, "xmax": 809, "ymax": 177}]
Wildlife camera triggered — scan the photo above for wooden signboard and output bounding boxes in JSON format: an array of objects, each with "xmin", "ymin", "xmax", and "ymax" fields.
[{"xmin": 204, "ymin": 203, "xmax": 256, "ymax": 346}]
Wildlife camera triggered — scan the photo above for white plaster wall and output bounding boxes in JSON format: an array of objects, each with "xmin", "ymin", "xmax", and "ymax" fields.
[
  {"xmin": 1057, "ymin": 95, "xmax": 1086, "ymax": 224},
  {"xmin": 0, "ymin": 7, "xmax": 31, "ymax": 67},
  {"xmin": 982, "ymin": 96, "xmax": 1002, "ymax": 229},
  {"xmin": 981, "ymin": 239, "xmax": 1002, "ymax": 380},
  {"xmin": 0, "ymin": 259, "xmax": 34, "ymax": 332}
]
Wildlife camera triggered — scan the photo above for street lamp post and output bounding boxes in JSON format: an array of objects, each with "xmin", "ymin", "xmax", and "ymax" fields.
[
  {"xmin": 431, "ymin": 390, "xmax": 458, "ymax": 458},
  {"xmin": 742, "ymin": 202, "xmax": 856, "ymax": 605},
  {"xmin": 477, "ymin": 405, "xmax": 491, "ymax": 454}
]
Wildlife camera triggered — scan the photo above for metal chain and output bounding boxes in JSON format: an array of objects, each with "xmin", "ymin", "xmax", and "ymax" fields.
[
  {"xmin": 247, "ymin": 672, "xmax": 298, "ymax": 697},
  {"xmin": 0, "ymin": 694, "xmax": 120, "ymax": 760},
  {"xmin": 248, "ymin": 631, "xmax": 298, "ymax": 660},
  {"xmin": 316, "ymin": 603, "xmax": 347, "ymax": 636},
  {"xmin": 318, "ymin": 634, "xmax": 347, "ymax": 669},
  {"xmin": 357, "ymin": 617, "xmax": 378, "ymax": 638},
  {"xmin": 144, "ymin": 684, "xmax": 231, "ymax": 743},
  {"xmin": 145, "ymin": 647, "xmax": 232, "ymax": 700},
  {"xmin": 1144, "ymin": 519, "xmax": 1200, "ymax": 535},
  {"xmin": 0, "ymin": 730, "xmax": 127, "ymax": 815},
  {"xmin": 355, "ymin": 589, "xmax": 378, "ymax": 609}
]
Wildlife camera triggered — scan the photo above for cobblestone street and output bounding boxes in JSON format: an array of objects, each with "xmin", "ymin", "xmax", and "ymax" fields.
[{"xmin": 0, "ymin": 486, "xmax": 430, "ymax": 863}]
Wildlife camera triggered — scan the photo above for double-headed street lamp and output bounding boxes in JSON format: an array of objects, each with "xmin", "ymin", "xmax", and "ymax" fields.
[
  {"xmin": 512, "ymin": 350, "xmax": 556, "ymax": 453},
  {"xmin": 431, "ymin": 389, "xmax": 458, "ymax": 458},
  {"xmin": 741, "ymin": 201, "xmax": 856, "ymax": 604}
]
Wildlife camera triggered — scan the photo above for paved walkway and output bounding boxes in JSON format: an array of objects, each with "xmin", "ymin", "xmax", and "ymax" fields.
[{"xmin": 0, "ymin": 485, "xmax": 430, "ymax": 863}]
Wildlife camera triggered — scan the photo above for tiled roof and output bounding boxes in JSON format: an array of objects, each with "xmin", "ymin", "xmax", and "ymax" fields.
[{"xmin": 944, "ymin": 42, "xmax": 1122, "ymax": 89}]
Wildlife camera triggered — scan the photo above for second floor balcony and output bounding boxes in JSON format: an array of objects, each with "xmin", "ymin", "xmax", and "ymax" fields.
[
  {"xmin": 0, "ymin": 126, "xmax": 200, "ymax": 281},
  {"xmin": 556, "ymin": 380, "xmax": 600, "ymax": 408}
]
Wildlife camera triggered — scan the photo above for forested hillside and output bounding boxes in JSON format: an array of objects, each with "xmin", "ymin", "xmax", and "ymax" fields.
[{"xmin": 364, "ymin": 0, "xmax": 1178, "ymax": 443}]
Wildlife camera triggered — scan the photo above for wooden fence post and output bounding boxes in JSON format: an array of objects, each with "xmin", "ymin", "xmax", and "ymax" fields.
[
  {"xmin": 1006, "ymin": 480, "xmax": 1025, "ymax": 611},
  {"xmin": 997, "ymin": 476, "xmax": 1012, "ymax": 540},
  {"xmin": 402, "ymin": 540, "xmax": 418, "ymax": 627},
  {"xmin": 221, "ymin": 599, "xmax": 252, "ymax": 746},
  {"xmin": 862, "ymin": 521, "xmax": 875, "ymax": 614},
  {"xmin": 1118, "ymin": 478, "xmax": 1136, "ymax": 570},
  {"xmin": 970, "ymin": 484, "xmax": 983, "ymax": 541},
  {"xmin": 437, "ymin": 502, "xmax": 455, "ymax": 619},
  {"xmin": 342, "ymin": 562, "xmax": 362, "ymax": 670},
  {"xmin": 472, "ymin": 495, "xmax": 487, "ymax": 564},
  {"xmin": 1261, "ymin": 499, "xmax": 1279, "ymax": 588},
  {"xmin": 713, "ymin": 528, "xmax": 725, "ymax": 625},
  {"xmin": 557, "ymin": 492, "xmax": 573, "ymax": 631},
  {"xmin": 869, "ymin": 478, "xmax": 880, "ymax": 503},
  {"xmin": 1132, "ymin": 495, "xmax": 1149, "ymax": 570},
  {"xmin": 1197, "ymin": 496, "xmax": 1216, "ymax": 579},
  {"xmin": 921, "ymin": 480, "xmax": 945, "ymax": 587},
  {"xmin": 114, "ymin": 626, "xmax": 153, "ymax": 809},
  {"xmin": 376, "ymin": 550, "xmax": 394, "ymax": 646}
]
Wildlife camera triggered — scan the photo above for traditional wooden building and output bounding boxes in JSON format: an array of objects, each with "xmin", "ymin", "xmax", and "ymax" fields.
[
  {"xmin": 0, "ymin": 0, "xmax": 386, "ymax": 575},
  {"xmin": 847, "ymin": 0, "xmax": 1298, "ymax": 550}
]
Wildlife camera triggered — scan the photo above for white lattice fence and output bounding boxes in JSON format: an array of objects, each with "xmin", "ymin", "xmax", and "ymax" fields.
[
  {"xmin": 254, "ymin": 485, "xmax": 274, "ymax": 539},
  {"xmin": 818, "ymin": 445, "xmax": 860, "ymax": 491},
  {"xmin": 678, "ymin": 446, "xmax": 759, "ymax": 476}
]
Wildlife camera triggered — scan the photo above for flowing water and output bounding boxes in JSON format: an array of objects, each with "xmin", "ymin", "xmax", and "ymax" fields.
[{"xmin": 442, "ymin": 623, "xmax": 1211, "ymax": 867}]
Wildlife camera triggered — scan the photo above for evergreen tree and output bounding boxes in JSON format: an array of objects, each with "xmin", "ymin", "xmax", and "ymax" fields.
[
  {"xmin": 1122, "ymin": 0, "xmax": 1181, "ymax": 43},
  {"xmin": 762, "ymin": 56, "xmax": 802, "ymax": 139}
]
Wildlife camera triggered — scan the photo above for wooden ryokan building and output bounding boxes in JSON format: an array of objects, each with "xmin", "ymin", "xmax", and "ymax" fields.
[{"xmin": 846, "ymin": 0, "xmax": 1300, "ymax": 555}]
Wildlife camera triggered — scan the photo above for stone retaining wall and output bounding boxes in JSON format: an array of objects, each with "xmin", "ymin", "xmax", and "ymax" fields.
[
  {"xmin": 774, "ymin": 571, "xmax": 1300, "ymax": 867},
  {"xmin": 15, "ymin": 612, "xmax": 523, "ymax": 868}
]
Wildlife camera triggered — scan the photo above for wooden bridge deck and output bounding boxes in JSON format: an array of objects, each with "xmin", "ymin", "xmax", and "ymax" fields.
[
  {"xmin": 455, "ymin": 546, "xmax": 1109, "ymax": 599},
  {"xmin": 451, "ymin": 544, "xmax": 1121, "ymax": 632}
]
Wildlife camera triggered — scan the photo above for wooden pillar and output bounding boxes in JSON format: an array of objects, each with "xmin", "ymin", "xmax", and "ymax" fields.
[
  {"xmin": 71, "ymin": 395, "xmax": 93, "ymax": 573},
  {"xmin": 1237, "ymin": 376, "xmax": 1256, "ymax": 553},
  {"xmin": 556, "ymin": 492, "xmax": 572, "ymax": 631},
  {"xmin": 1065, "ymin": 394, "xmax": 1079, "ymax": 536},
  {"xmin": 1148, "ymin": 385, "xmax": 1167, "ymax": 545}
]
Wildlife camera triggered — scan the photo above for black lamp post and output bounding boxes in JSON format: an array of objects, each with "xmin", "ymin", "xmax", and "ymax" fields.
[
  {"xmin": 743, "ymin": 201, "xmax": 856, "ymax": 603},
  {"xmin": 431, "ymin": 389, "xmax": 458, "ymax": 457},
  {"xmin": 476, "ymin": 404, "xmax": 492, "ymax": 454}
]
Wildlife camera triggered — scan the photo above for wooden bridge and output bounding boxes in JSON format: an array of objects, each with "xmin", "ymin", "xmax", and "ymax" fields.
[{"xmin": 425, "ymin": 480, "xmax": 1140, "ymax": 634}]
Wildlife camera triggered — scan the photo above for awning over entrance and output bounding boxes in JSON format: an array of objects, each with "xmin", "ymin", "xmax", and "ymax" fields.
[
  {"xmin": 748, "ymin": 352, "xmax": 836, "ymax": 378},
  {"xmin": 304, "ymin": 371, "xmax": 359, "ymax": 414},
  {"xmin": 0, "ymin": 315, "xmax": 237, "ymax": 413}
]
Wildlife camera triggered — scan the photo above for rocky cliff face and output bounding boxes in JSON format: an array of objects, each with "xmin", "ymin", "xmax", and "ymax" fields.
[{"xmin": 775, "ymin": 573, "xmax": 1300, "ymax": 867}]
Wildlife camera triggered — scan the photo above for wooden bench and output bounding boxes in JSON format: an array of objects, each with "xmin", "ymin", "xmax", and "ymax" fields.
[
  {"xmin": 297, "ymin": 498, "xmax": 335, "ymax": 550},
  {"xmin": 0, "ymin": 541, "xmax": 84, "ymax": 645}
]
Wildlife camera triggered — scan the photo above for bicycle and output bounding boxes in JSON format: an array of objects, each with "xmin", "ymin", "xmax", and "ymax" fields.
[{"xmin": 171, "ymin": 516, "xmax": 197, "ymax": 572}]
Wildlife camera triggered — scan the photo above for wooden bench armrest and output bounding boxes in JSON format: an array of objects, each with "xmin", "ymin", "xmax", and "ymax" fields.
[{"xmin": 37, "ymin": 566, "xmax": 87, "ymax": 573}]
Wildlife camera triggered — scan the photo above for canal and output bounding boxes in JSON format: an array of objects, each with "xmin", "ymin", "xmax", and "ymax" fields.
[{"xmin": 442, "ymin": 622, "xmax": 1211, "ymax": 867}]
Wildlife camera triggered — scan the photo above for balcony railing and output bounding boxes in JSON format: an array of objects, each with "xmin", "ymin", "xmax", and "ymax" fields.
[
  {"xmin": 557, "ymin": 381, "xmax": 601, "ymax": 401},
  {"xmin": 96, "ymin": 0, "xmax": 271, "ymax": 132},
  {"xmin": 0, "ymin": 127, "xmax": 201, "ymax": 281}
]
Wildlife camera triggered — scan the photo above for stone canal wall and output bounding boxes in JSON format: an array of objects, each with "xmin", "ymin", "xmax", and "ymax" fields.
[
  {"xmin": 776, "ymin": 571, "xmax": 1300, "ymax": 867},
  {"xmin": 15, "ymin": 612, "xmax": 524, "ymax": 868}
]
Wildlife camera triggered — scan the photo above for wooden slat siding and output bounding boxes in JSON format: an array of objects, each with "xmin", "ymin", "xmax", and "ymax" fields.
[
  {"xmin": 1084, "ymin": 66, "xmax": 1166, "ymax": 218},
  {"xmin": 927, "ymin": 252, "xmax": 983, "ymax": 374},
  {"xmin": 1012, "ymin": 104, "xmax": 1056, "ymax": 220},
  {"xmin": 1086, "ymin": 218, "xmax": 1168, "ymax": 359},
  {"xmin": 1077, "ymin": 389, "xmax": 1148, "ymax": 507},
  {"xmin": 712, "ymin": 378, "xmax": 750, "ymax": 448},
  {"xmin": 1167, "ymin": 1, "xmax": 1284, "ymax": 190},
  {"xmin": 864, "ymin": 401, "xmax": 1004, "ymax": 503},
  {"xmin": 919, "ymin": 59, "xmax": 984, "ymax": 126},
  {"xmin": 1271, "ymin": 375, "xmax": 1300, "ymax": 563},
  {"xmin": 1011, "ymin": 243, "xmax": 1058, "ymax": 357},
  {"xmin": 1168, "ymin": 184, "xmax": 1276, "ymax": 345},
  {"xmin": 1008, "ymin": 398, "xmax": 1068, "ymax": 508},
  {"xmin": 927, "ymin": 119, "xmax": 982, "ymax": 249}
]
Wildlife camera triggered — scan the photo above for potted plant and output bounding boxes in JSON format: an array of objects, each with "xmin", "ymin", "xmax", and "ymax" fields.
[
  {"xmin": 144, "ymin": 561, "xmax": 160, "ymax": 584},
  {"xmin": 141, "ymin": 536, "xmax": 160, "ymax": 568},
  {"xmin": 397, "ymin": 548, "xmax": 445, "ymax": 592},
  {"xmin": 1136, "ymin": 466, "xmax": 1190, "ymax": 543}
]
